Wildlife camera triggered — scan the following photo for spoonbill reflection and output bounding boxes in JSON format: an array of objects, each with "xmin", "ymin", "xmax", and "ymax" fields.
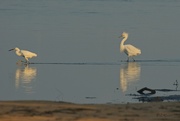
[
  {"xmin": 15, "ymin": 66, "xmax": 37, "ymax": 93},
  {"xmin": 119, "ymin": 32, "xmax": 141, "ymax": 62},
  {"xmin": 9, "ymin": 47, "xmax": 37, "ymax": 63},
  {"xmin": 120, "ymin": 62, "xmax": 141, "ymax": 92}
]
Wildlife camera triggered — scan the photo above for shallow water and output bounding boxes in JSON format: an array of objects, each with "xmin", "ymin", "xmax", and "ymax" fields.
[
  {"xmin": 0, "ymin": 0, "xmax": 180, "ymax": 103},
  {"xmin": 1, "ymin": 60, "xmax": 180, "ymax": 104}
]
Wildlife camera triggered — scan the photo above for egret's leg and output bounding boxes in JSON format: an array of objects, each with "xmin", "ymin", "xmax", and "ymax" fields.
[
  {"xmin": 132, "ymin": 58, "xmax": 135, "ymax": 62},
  {"xmin": 127, "ymin": 57, "xmax": 129, "ymax": 62},
  {"xmin": 24, "ymin": 57, "xmax": 30, "ymax": 64},
  {"xmin": 26, "ymin": 60, "xmax": 30, "ymax": 64}
]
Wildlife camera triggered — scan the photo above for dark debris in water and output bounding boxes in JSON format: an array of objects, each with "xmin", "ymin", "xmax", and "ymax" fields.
[
  {"xmin": 127, "ymin": 85, "xmax": 180, "ymax": 102},
  {"xmin": 85, "ymin": 97, "xmax": 97, "ymax": 99},
  {"xmin": 133, "ymin": 95, "xmax": 180, "ymax": 102}
]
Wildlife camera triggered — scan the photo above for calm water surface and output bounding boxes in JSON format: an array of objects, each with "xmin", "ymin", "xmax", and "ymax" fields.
[{"xmin": 0, "ymin": 0, "xmax": 180, "ymax": 103}]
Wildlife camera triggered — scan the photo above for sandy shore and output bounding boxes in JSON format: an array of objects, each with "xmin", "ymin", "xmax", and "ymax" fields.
[{"xmin": 0, "ymin": 101, "xmax": 179, "ymax": 121}]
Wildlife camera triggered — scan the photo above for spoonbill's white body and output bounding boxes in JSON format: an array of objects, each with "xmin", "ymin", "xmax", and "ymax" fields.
[
  {"xmin": 9, "ymin": 47, "xmax": 37, "ymax": 63},
  {"xmin": 119, "ymin": 32, "xmax": 141, "ymax": 62}
]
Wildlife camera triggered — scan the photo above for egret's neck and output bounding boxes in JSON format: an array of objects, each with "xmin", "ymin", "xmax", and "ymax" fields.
[
  {"xmin": 15, "ymin": 49, "xmax": 22, "ymax": 56},
  {"xmin": 120, "ymin": 36, "xmax": 128, "ymax": 52}
]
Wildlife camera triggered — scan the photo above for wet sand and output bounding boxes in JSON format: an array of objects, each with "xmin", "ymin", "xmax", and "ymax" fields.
[{"xmin": 0, "ymin": 101, "xmax": 180, "ymax": 121}]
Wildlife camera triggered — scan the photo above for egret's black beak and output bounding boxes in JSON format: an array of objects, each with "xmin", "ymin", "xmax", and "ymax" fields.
[{"xmin": 9, "ymin": 48, "xmax": 14, "ymax": 51}]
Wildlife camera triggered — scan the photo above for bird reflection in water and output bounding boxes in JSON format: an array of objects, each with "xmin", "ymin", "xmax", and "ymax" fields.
[
  {"xmin": 15, "ymin": 61, "xmax": 37, "ymax": 93},
  {"xmin": 120, "ymin": 62, "xmax": 141, "ymax": 92}
]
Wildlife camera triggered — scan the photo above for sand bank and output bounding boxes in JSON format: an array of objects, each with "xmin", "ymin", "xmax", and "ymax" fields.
[{"xmin": 0, "ymin": 101, "xmax": 179, "ymax": 121}]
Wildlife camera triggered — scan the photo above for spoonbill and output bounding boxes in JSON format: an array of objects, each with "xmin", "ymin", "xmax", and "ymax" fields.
[
  {"xmin": 119, "ymin": 32, "xmax": 141, "ymax": 62},
  {"xmin": 9, "ymin": 47, "xmax": 37, "ymax": 63}
]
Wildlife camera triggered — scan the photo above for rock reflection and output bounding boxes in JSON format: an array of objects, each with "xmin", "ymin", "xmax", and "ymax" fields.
[
  {"xmin": 120, "ymin": 62, "xmax": 141, "ymax": 92},
  {"xmin": 15, "ymin": 64, "xmax": 37, "ymax": 93}
]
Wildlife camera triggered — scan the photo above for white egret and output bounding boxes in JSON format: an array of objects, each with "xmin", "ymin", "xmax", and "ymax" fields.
[
  {"xmin": 119, "ymin": 32, "xmax": 141, "ymax": 62},
  {"xmin": 9, "ymin": 47, "xmax": 37, "ymax": 63}
]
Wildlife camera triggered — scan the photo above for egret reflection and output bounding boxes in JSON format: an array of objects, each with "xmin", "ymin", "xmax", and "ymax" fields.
[
  {"xmin": 15, "ymin": 65, "xmax": 37, "ymax": 93},
  {"xmin": 120, "ymin": 62, "xmax": 141, "ymax": 92}
]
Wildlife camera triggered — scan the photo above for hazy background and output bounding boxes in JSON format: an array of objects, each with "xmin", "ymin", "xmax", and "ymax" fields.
[{"xmin": 1, "ymin": 0, "xmax": 180, "ymax": 63}]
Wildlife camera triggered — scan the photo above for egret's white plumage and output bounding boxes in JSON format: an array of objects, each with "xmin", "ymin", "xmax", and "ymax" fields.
[
  {"xmin": 9, "ymin": 47, "xmax": 37, "ymax": 63},
  {"xmin": 119, "ymin": 32, "xmax": 141, "ymax": 62}
]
